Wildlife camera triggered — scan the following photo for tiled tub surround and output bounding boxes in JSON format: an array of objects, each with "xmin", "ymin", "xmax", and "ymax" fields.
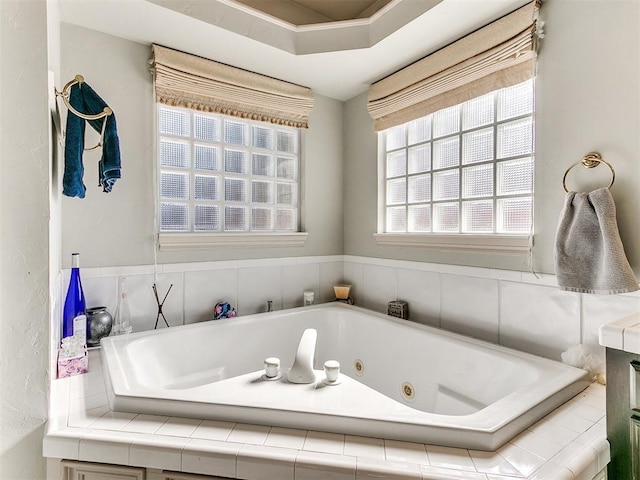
[
  {"xmin": 47, "ymin": 255, "xmax": 631, "ymax": 478},
  {"xmin": 60, "ymin": 255, "xmax": 640, "ymax": 364},
  {"xmin": 99, "ymin": 304, "xmax": 590, "ymax": 451},
  {"xmin": 45, "ymin": 350, "xmax": 608, "ymax": 480}
]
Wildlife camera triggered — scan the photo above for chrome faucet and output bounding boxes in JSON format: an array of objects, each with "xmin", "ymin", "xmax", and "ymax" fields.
[
  {"xmin": 266, "ymin": 300, "xmax": 273, "ymax": 312},
  {"xmin": 287, "ymin": 328, "xmax": 317, "ymax": 384}
]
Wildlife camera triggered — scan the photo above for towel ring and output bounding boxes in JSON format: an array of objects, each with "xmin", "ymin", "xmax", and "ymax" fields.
[
  {"xmin": 562, "ymin": 152, "xmax": 615, "ymax": 193},
  {"xmin": 55, "ymin": 74, "xmax": 112, "ymax": 151}
]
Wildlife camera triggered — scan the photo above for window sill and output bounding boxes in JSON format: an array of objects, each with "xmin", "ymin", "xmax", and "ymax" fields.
[
  {"xmin": 373, "ymin": 233, "xmax": 531, "ymax": 254},
  {"xmin": 159, "ymin": 232, "xmax": 308, "ymax": 251}
]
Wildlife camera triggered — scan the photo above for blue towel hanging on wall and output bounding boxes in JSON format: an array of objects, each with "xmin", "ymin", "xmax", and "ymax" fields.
[{"xmin": 63, "ymin": 82, "xmax": 121, "ymax": 198}]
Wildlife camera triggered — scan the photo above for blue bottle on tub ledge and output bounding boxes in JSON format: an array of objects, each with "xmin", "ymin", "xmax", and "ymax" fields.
[{"xmin": 62, "ymin": 252, "xmax": 86, "ymax": 341}]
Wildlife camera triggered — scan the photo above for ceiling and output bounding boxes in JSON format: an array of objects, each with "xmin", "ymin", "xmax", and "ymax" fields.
[
  {"xmin": 234, "ymin": 0, "xmax": 394, "ymax": 25},
  {"xmin": 58, "ymin": 0, "xmax": 529, "ymax": 101}
]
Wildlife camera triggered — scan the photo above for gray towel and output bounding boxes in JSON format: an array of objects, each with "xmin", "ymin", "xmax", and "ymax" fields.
[{"xmin": 554, "ymin": 187, "xmax": 638, "ymax": 294}]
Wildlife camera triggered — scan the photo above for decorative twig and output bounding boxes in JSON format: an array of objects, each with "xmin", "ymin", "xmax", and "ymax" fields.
[{"xmin": 152, "ymin": 283, "xmax": 172, "ymax": 329}]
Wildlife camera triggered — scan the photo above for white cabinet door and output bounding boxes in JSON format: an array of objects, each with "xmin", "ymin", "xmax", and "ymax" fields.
[{"xmin": 62, "ymin": 461, "xmax": 145, "ymax": 480}]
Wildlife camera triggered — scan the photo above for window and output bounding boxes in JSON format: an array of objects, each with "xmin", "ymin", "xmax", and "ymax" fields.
[
  {"xmin": 379, "ymin": 79, "xmax": 534, "ymax": 243},
  {"xmin": 157, "ymin": 105, "xmax": 300, "ymax": 234}
]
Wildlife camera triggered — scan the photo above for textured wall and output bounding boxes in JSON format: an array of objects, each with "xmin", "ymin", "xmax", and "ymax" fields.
[
  {"xmin": 60, "ymin": 24, "xmax": 344, "ymax": 269},
  {"xmin": 344, "ymin": 0, "xmax": 640, "ymax": 275},
  {"xmin": 0, "ymin": 1, "xmax": 50, "ymax": 479}
]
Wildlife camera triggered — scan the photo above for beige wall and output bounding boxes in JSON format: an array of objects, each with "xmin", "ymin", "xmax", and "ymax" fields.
[
  {"xmin": 0, "ymin": 1, "xmax": 50, "ymax": 479},
  {"xmin": 344, "ymin": 0, "xmax": 640, "ymax": 275},
  {"xmin": 60, "ymin": 24, "xmax": 344, "ymax": 269}
]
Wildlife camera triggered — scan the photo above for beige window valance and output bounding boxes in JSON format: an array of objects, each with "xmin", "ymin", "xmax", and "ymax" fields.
[
  {"xmin": 150, "ymin": 44, "xmax": 314, "ymax": 128},
  {"xmin": 367, "ymin": 1, "xmax": 542, "ymax": 131}
]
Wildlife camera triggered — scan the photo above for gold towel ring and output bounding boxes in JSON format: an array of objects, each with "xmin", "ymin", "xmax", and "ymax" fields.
[
  {"xmin": 562, "ymin": 152, "xmax": 615, "ymax": 193},
  {"xmin": 55, "ymin": 74, "xmax": 112, "ymax": 151}
]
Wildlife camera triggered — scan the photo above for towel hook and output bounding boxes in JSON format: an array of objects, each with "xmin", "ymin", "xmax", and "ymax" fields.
[
  {"xmin": 562, "ymin": 152, "xmax": 615, "ymax": 193},
  {"xmin": 55, "ymin": 74, "xmax": 112, "ymax": 151}
]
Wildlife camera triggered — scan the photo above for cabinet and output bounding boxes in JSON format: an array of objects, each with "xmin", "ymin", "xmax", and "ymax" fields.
[
  {"xmin": 56, "ymin": 460, "xmax": 232, "ymax": 480},
  {"xmin": 61, "ymin": 461, "xmax": 145, "ymax": 480}
]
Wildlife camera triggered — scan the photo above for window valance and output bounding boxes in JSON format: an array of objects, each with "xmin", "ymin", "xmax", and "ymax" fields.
[
  {"xmin": 367, "ymin": 1, "xmax": 542, "ymax": 131},
  {"xmin": 150, "ymin": 44, "xmax": 314, "ymax": 128}
]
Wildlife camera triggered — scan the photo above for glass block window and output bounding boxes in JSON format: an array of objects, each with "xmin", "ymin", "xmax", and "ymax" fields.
[
  {"xmin": 158, "ymin": 105, "xmax": 299, "ymax": 232},
  {"xmin": 381, "ymin": 79, "xmax": 534, "ymax": 234}
]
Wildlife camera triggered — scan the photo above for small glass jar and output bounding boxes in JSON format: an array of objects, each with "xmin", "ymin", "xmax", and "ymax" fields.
[{"xmin": 303, "ymin": 291, "xmax": 315, "ymax": 306}]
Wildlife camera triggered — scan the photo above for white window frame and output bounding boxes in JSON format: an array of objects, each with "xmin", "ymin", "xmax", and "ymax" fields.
[
  {"xmin": 375, "ymin": 81, "xmax": 534, "ymax": 254},
  {"xmin": 156, "ymin": 105, "xmax": 307, "ymax": 250}
]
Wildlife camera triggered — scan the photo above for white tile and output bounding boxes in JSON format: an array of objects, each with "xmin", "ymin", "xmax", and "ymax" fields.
[
  {"xmin": 468, "ymin": 450, "xmax": 521, "ymax": 476},
  {"xmin": 67, "ymin": 405, "xmax": 110, "ymax": 428},
  {"xmin": 304, "ymin": 431, "xmax": 345, "ymax": 455},
  {"xmin": 90, "ymin": 410, "xmax": 137, "ymax": 431},
  {"xmin": 295, "ymin": 451, "xmax": 357, "ymax": 480},
  {"xmin": 68, "ymin": 370, "xmax": 106, "ymax": 400},
  {"xmin": 417, "ymin": 262, "xmax": 441, "ymax": 273},
  {"xmin": 82, "ymin": 276, "xmax": 118, "ymax": 320},
  {"xmin": 420, "ymin": 465, "xmax": 489, "ymax": 480},
  {"xmin": 355, "ymin": 457, "xmax": 421, "ymax": 479},
  {"xmin": 78, "ymin": 429, "xmax": 139, "ymax": 465},
  {"xmin": 68, "ymin": 391, "xmax": 109, "ymax": 413},
  {"xmin": 123, "ymin": 273, "xmax": 184, "ymax": 331},
  {"xmin": 528, "ymin": 463, "xmax": 573, "ymax": 480},
  {"xmin": 320, "ymin": 262, "xmax": 344, "ymax": 303},
  {"xmin": 282, "ymin": 263, "xmax": 320, "ymax": 309},
  {"xmin": 550, "ymin": 442, "xmax": 598, "ymax": 480},
  {"xmin": 42, "ymin": 428, "xmax": 82, "ymax": 460},
  {"xmin": 238, "ymin": 266, "xmax": 282, "ymax": 315},
  {"xmin": 182, "ymin": 438, "xmax": 240, "ymax": 478},
  {"xmin": 184, "ymin": 268, "xmax": 238, "ymax": 324},
  {"xmin": 344, "ymin": 435, "xmax": 385, "ymax": 460},
  {"xmin": 121, "ymin": 414, "xmax": 169, "ymax": 434},
  {"xmin": 490, "ymin": 269, "xmax": 523, "ymax": 282},
  {"xmin": 237, "ymin": 444, "xmax": 297, "ymax": 480},
  {"xmin": 425, "ymin": 445, "xmax": 476, "ymax": 471},
  {"xmin": 155, "ymin": 416, "xmax": 201, "ymax": 437},
  {"xmin": 499, "ymin": 282, "xmax": 580, "ymax": 360},
  {"xmin": 509, "ymin": 430, "xmax": 564, "ymax": 461},
  {"xmin": 227, "ymin": 423, "xmax": 271, "ymax": 445},
  {"xmin": 343, "ymin": 262, "xmax": 363, "ymax": 304},
  {"xmin": 362, "ymin": 264, "xmax": 397, "ymax": 313},
  {"xmin": 440, "ymin": 274, "xmax": 499, "ymax": 343},
  {"xmin": 544, "ymin": 407, "xmax": 597, "ymax": 434},
  {"xmin": 396, "ymin": 269, "xmax": 440, "ymax": 327},
  {"xmin": 496, "ymin": 442, "xmax": 545, "ymax": 477},
  {"xmin": 129, "ymin": 435, "xmax": 187, "ymax": 470},
  {"xmin": 265, "ymin": 427, "xmax": 307, "ymax": 450},
  {"xmin": 383, "ymin": 439, "xmax": 428, "ymax": 465},
  {"xmin": 528, "ymin": 419, "xmax": 580, "ymax": 447},
  {"xmin": 583, "ymin": 293, "xmax": 640, "ymax": 350},
  {"xmin": 191, "ymin": 419, "xmax": 236, "ymax": 441}
]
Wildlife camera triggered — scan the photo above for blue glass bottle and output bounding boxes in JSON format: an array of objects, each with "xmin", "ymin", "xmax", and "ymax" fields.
[{"xmin": 62, "ymin": 252, "xmax": 86, "ymax": 340}]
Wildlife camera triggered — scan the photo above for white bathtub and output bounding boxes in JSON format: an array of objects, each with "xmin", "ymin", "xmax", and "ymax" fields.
[{"xmin": 101, "ymin": 303, "xmax": 589, "ymax": 450}]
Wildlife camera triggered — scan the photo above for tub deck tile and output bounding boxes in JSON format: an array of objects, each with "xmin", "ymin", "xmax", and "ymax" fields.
[
  {"xmin": 425, "ymin": 445, "xmax": 476, "ymax": 471},
  {"xmin": 419, "ymin": 465, "xmax": 489, "ymax": 479},
  {"xmin": 237, "ymin": 444, "xmax": 298, "ymax": 480},
  {"xmin": 468, "ymin": 449, "xmax": 523, "ymax": 477},
  {"xmin": 191, "ymin": 419, "xmax": 236, "ymax": 441},
  {"xmin": 384, "ymin": 439, "xmax": 429, "ymax": 465},
  {"xmin": 182, "ymin": 438, "xmax": 241, "ymax": 478},
  {"xmin": 295, "ymin": 451, "xmax": 357, "ymax": 480},
  {"xmin": 508, "ymin": 430, "xmax": 564, "ymax": 461},
  {"xmin": 344, "ymin": 435, "xmax": 385, "ymax": 460},
  {"xmin": 355, "ymin": 457, "xmax": 421, "ymax": 479},
  {"xmin": 496, "ymin": 442, "xmax": 545, "ymax": 477},
  {"xmin": 120, "ymin": 414, "xmax": 170, "ymax": 435},
  {"xmin": 227, "ymin": 423, "xmax": 271, "ymax": 445},
  {"xmin": 303, "ymin": 431, "xmax": 345, "ymax": 455},
  {"xmin": 155, "ymin": 416, "xmax": 201, "ymax": 438},
  {"xmin": 266, "ymin": 427, "xmax": 308, "ymax": 450}
]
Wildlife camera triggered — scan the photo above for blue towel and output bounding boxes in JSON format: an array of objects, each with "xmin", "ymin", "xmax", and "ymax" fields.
[{"xmin": 63, "ymin": 82, "xmax": 121, "ymax": 198}]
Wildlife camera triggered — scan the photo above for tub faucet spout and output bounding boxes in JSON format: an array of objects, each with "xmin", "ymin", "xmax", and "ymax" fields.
[{"xmin": 287, "ymin": 328, "xmax": 317, "ymax": 384}]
